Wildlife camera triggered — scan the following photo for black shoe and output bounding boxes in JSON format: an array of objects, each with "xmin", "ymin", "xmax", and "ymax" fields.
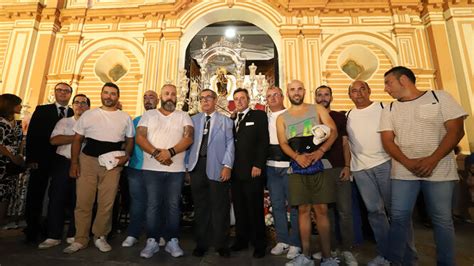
[
  {"xmin": 217, "ymin": 248, "xmax": 230, "ymax": 258},
  {"xmin": 253, "ymin": 248, "xmax": 265, "ymax": 258},
  {"xmin": 230, "ymin": 242, "xmax": 247, "ymax": 252},
  {"xmin": 192, "ymin": 247, "xmax": 207, "ymax": 257}
]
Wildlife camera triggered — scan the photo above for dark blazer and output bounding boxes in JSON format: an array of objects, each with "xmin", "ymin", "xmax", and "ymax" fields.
[
  {"xmin": 25, "ymin": 103, "xmax": 74, "ymax": 166},
  {"xmin": 232, "ymin": 109, "xmax": 269, "ymax": 180}
]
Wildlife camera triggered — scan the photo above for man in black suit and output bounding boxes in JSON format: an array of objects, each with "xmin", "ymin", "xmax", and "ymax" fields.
[
  {"xmin": 24, "ymin": 82, "xmax": 74, "ymax": 243},
  {"xmin": 230, "ymin": 88, "xmax": 269, "ymax": 258}
]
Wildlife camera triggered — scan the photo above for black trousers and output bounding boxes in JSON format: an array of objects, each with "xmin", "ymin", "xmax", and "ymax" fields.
[
  {"xmin": 190, "ymin": 158, "xmax": 230, "ymax": 250},
  {"xmin": 231, "ymin": 175, "xmax": 266, "ymax": 250},
  {"xmin": 46, "ymin": 154, "xmax": 76, "ymax": 239},
  {"xmin": 24, "ymin": 163, "xmax": 51, "ymax": 240}
]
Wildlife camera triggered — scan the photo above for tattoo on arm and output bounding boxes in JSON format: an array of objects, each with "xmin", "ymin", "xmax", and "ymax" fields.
[
  {"xmin": 136, "ymin": 126, "xmax": 148, "ymax": 137},
  {"xmin": 183, "ymin": 126, "xmax": 194, "ymax": 139}
]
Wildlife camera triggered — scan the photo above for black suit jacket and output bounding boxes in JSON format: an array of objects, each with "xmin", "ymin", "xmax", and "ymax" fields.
[
  {"xmin": 232, "ymin": 109, "xmax": 269, "ymax": 180},
  {"xmin": 25, "ymin": 103, "xmax": 74, "ymax": 166}
]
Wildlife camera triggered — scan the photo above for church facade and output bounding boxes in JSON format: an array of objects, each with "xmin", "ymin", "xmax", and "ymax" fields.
[{"xmin": 0, "ymin": 0, "xmax": 473, "ymax": 151}]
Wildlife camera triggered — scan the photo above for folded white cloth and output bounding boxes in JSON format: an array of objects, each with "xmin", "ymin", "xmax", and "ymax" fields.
[
  {"xmin": 312, "ymin": 124, "xmax": 330, "ymax": 145},
  {"xmin": 98, "ymin": 150, "xmax": 127, "ymax": 170}
]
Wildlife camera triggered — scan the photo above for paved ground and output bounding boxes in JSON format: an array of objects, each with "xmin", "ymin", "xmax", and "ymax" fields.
[{"xmin": 0, "ymin": 220, "xmax": 473, "ymax": 266}]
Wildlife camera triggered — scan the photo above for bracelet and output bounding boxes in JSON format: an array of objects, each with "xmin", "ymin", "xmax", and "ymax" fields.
[
  {"xmin": 150, "ymin": 149, "xmax": 160, "ymax": 158},
  {"xmin": 344, "ymin": 165, "xmax": 350, "ymax": 168},
  {"xmin": 168, "ymin": 148, "xmax": 176, "ymax": 157}
]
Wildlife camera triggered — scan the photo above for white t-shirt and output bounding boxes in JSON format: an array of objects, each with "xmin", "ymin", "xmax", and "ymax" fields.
[
  {"xmin": 379, "ymin": 90, "xmax": 467, "ymax": 181},
  {"xmin": 50, "ymin": 117, "xmax": 77, "ymax": 159},
  {"xmin": 267, "ymin": 109, "xmax": 289, "ymax": 168},
  {"xmin": 73, "ymin": 108, "xmax": 134, "ymax": 142},
  {"xmin": 138, "ymin": 109, "xmax": 193, "ymax": 172},
  {"xmin": 347, "ymin": 102, "xmax": 391, "ymax": 171}
]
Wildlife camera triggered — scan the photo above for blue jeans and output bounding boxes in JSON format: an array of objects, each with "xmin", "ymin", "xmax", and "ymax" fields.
[
  {"xmin": 266, "ymin": 166, "xmax": 300, "ymax": 247},
  {"xmin": 389, "ymin": 179, "xmax": 456, "ymax": 266},
  {"xmin": 126, "ymin": 167, "xmax": 146, "ymax": 238},
  {"xmin": 143, "ymin": 170, "xmax": 184, "ymax": 240},
  {"xmin": 352, "ymin": 160, "xmax": 391, "ymax": 257}
]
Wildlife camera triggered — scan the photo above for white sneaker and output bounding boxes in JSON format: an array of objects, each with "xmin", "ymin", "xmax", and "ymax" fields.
[
  {"xmin": 312, "ymin": 251, "xmax": 338, "ymax": 260},
  {"xmin": 38, "ymin": 238, "xmax": 61, "ymax": 249},
  {"xmin": 140, "ymin": 238, "xmax": 159, "ymax": 259},
  {"xmin": 320, "ymin": 257, "xmax": 340, "ymax": 266},
  {"xmin": 159, "ymin": 237, "xmax": 166, "ymax": 246},
  {"xmin": 271, "ymin": 242, "xmax": 289, "ymax": 255},
  {"xmin": 122, "ymin": 236, "xmax": 138, "ymax": 247},
  {"xmin": 63, "ymin": 242, "xmax": 84, "ymax": 254},
  {"xmin": 94, "ymin": 236, "xmax": 112, "ymax": 252},
  {"xmin": 285, "ymin": 254, "xmax": 315, "ymax": 266},
  {"xmin": 287, "ymin": 246, "xmax": 301, "ymax": 259},
  {"xmin": 66, "ymin": 237, "xmax": 75, "ymax": 244},
  {"xmin": 367, "ymin": 255, "xmax": 390, "ymax": 266},
  {"xmin": 342, "ymin": 251, "xmax": 358, "ymax": 266},
  {"xmin": 165, "ymin": 238, "xmax": 184, "ymax": 257}
]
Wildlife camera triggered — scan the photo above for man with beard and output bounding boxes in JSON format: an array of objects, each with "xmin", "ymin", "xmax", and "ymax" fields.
[
  {"xmin": 135, "ymin": 84, "xmax": 193, "ymax": 259},
  {"xmin": 24, "ymin": 82, "xmax": 74, "ymax": 243},
  {"xmin": 230, "ymin": 88, "xmax": 269, "ymax": 259},
  {"xmin": 314, "ymin": 85, "xmax": 357, "ymax": 265},
  {"xmin": 276, "ymin": 80, "xmax": 338, "ymax": 266},
  {"xmin": 121, "ymin": 90, "xmax": 160, "ymax": 248},
  {"xmin": 64, "ymin": 83, "xmax": 134, "ymax": 254}
]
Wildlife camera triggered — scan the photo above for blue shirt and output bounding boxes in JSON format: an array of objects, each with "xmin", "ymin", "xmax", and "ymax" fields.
[{"xmin": 128, "ymin": 116, "xmax": 143, "ymax": 169}]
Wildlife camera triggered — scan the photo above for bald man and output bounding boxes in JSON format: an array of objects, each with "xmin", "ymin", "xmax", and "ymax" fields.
[{"xmin": 122, "ymin": 90, "xmax": 159, "ymax": 248}]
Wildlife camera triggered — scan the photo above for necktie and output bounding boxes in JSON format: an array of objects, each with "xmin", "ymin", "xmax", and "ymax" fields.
[
  {"xmin": 58, "ymin": 106, "xmax": 66, "ymax": 118},
  {"xmin": 236, "ymin": 113, "xmax": 244, "ymax": 132},
  {"xmin": 199, "ymin": 115, "xmax": 211, "ymax": 157}
]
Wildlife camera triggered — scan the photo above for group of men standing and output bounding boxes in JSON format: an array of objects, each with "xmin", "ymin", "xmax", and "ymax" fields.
[{"xmin": 23, "ymin": 65, "xmax": 466, "ymax": 266}]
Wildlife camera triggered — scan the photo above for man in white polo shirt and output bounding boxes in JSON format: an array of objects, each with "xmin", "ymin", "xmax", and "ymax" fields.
[
  {"xmin": 135, "ymin": 84, "xmax": 193, "ymax": 259},
  {"xmin": 64, "ymin": 83, "xmax": 134, "ymax": 254}
]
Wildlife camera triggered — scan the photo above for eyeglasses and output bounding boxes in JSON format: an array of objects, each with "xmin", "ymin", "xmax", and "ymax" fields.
[
  {"xmin": 73, "ymin": 101, "xmax": 88, "ymax": 106},
  {"xmin": 199, "ymin": 95, "xmax": 215, "ymax": 102},
  {"xmin": 55, "ymin": 88, "xmax": 72, "ymax": 94},
  {"xmin": 266, "ymin": 93, "xmax": 282, "ymax": 99}
]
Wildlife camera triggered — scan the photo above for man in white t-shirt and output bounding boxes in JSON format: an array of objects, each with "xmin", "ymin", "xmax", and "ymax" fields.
[
  {"xmin": 38, "ymin": 94, "xmax": 90, "ymax": 250},
  {"xmin": 135, "ymin": 84, "xmax": 194, "ymax": 258},
  {"xmin": 64, "ymin": 83, "xmax": 134, "ymax": 254},
  {"xmin": 380, "ymin": 66, "xmax": 467, "ymax": 266},
  {"xmin": 265, "ymin": 87, "xmax": 301, "ymax": 259},
  {"xmin": 346, "ymin": 80, "xmax": 393, "ymax": 265}
]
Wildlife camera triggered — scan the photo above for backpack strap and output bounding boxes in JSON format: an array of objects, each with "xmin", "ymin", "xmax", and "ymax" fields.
[
  {"xmin": 431, "ymin": 90, "xmax": 439, "ymax": 103},
  {"xmin": 346, "ymin": 108, "xmax": 352, "ymax": 118}
]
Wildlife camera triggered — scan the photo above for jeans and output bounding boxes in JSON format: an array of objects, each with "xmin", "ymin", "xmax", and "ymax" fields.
[
  {"xmin": 389, "ymin": 179, "xmax": 456, "ymax": 266},
  {"xmin": 266, "ymin": 166, "xmax": 300, "ymax": 247},
  {"xmin": 325, "ymin": 167, "xmax": 354, "ymax": 250},
  {"xmin": 352, "ymin": 160, "xmax": 391, "ymax": 257},
  {"xmin": 143, "ymin": 170, "xmax": 184, "ymax": 240},
  {"xmin": 126, "ymin": 167, "xmax": 146, "ymax": 238}
]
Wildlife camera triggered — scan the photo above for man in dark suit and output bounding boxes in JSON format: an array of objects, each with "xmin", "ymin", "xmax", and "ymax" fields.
[
  {"xmin": 230, "ymin": 88, "xmax": 269, "ymax": 258},
  {"xmin": 186, "ymin": 89, "xmax": 234, "ymax": 258},
  {"xmin": 24, "ymin": 82, "xmax": 74, "ymax": 243}
]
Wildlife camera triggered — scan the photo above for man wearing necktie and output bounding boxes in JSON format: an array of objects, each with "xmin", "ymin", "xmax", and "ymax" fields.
[
  {"xmin": 185, "ymin": 89, "xmax": 235, "ymax": 258},
  {"xmin": 230, "ymin": 88, "xmax": 269, "ymax": 258},
  {"xmin": 24, "ymin": 82, "xmax": 74, "ymax": 243}
]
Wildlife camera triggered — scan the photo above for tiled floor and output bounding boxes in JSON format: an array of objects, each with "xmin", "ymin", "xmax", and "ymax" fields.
[{"xmin": 0, "ymin": 220, "xmax": 473, "ymax": 265}]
